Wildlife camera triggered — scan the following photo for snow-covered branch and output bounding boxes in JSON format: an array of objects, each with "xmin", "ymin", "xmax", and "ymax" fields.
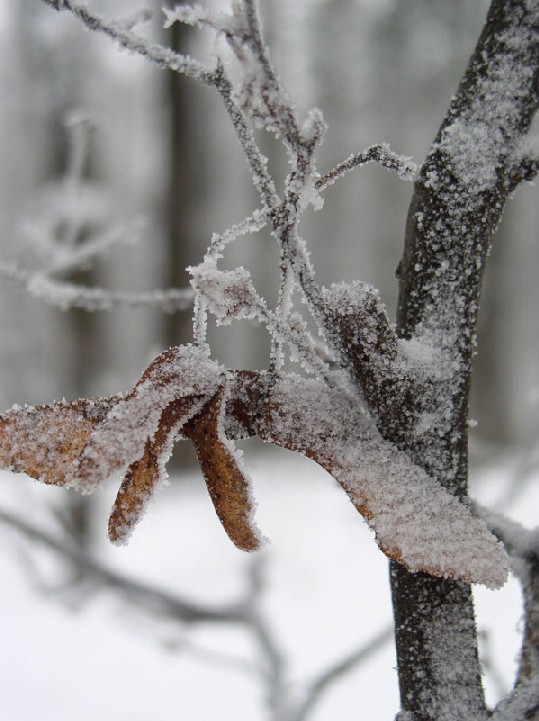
[
  {"xmin": 477, "ymin": 505, "xmax": 539, "ymax": 720},
  {"xmin": 316, "ymin": 144, "xmax": 417, "ymax": 191},
  {"xmin": 390, "ymin": 0, "xmax": 539, "ymax": 716},
  {"xmin": 41, "ymin": 0, "xmax": 212, "ymax": 82},
  {"xmin": 0, "ymin": 262, "xmax": 195, "ymax": 312}
]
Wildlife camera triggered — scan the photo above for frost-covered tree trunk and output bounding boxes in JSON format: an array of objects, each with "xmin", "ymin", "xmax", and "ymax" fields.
[{"xmin": 389, "ymin": 1, "xmax": 539, "ymax": 717}]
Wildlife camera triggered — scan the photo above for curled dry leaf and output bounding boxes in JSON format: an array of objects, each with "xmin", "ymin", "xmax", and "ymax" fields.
[
  {"xmin": 184, "ymin": 386, "xmax": 263, "ymax": 552},
  {"xmin": 0, "ymin": 344, "xmax": 509, "ymax": 587},
  {"xmin": 0, "ymin": 396, "xmax": 121, "ymax": 489},
  {"xmin": 108, "ymin": 396, "xmax": 203, "ymax": 545},
  {"xmin": 257, "ymin": 373, "xmax": 509, "ymax": 589},
  {"xmin": 189, "ymin": 259, "xmax": 263, "ymax": 325},
  {"xmin": 0, "ymin": 345, "xmax": 229, "ymax": 545},
  {"xmin": 78, "ymin": 344, "xmax": 222, "ymax": 492}
]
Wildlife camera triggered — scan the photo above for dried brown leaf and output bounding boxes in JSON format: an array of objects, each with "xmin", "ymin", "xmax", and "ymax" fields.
[
  {"xmin": 78, "ymin": 344, "xmax": 221, "ymax": 491},
  {"xmin": 0, "ymin": 347, "xmax": 508, "ymax": 587},
  {"xmin": 0, "ymin": 397, "xmax": 120, "ymax": 489},
  {"xmin": 185, "ymin": 385, "xmax": 262, "ymax": 552},
  {"xmin": 258, "ymin": 373, "xmax": 508, "ymax": 589},
  {"xmin": 108, "ymin": 397, "xmax": 200, "ymax": 544}
]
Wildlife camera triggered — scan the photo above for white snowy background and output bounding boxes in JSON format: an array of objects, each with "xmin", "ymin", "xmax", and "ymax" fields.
[{"xmin": 0, "ymin": 447, "xmax": 536, "ymax": 720}]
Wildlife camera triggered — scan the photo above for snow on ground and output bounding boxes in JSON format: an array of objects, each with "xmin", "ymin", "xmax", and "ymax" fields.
[{"xmin": 0, "ymin": 443, "xmax": 536, "ymax": 719}]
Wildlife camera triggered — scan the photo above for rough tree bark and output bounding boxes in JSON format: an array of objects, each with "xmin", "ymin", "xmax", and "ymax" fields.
[{"xmin": 389, "ymin": 1, "xmax": 539, "ymax": 718}]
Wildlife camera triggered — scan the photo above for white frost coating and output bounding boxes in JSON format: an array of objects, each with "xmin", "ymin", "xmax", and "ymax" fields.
[
  {"xmin": 162, "ymin": 2, "xmax": 239, "ymax": 38},
  {"xmin": 110, "ymin": 416, "xmax": 183, "ymax": 547},
  {"xmin": 0, "ymin": 396, "xmax": 121, "ymax": 489},
  {"xmin": 77, "ymin": 345, "xmax": 223, "ymax": 491},
  {"xmin": 437, "ymin": 21, "xmax": 536, "ymax": 193},
  {"xmin": 476, "ymin": 503, "xmax": 539, "ymax": 562},
  {"xmin": 322, "ymin": 279, "xmax": 379, "ymax": 317},
  {"xmin": 423, "ymin": 603, "xmax": 487, "ymax": 720},
  {"xmin": 24, "ymin": 274, "xmax": 194, "ymax": 313},
  {"xmin": 398, "ymin": 333, "xmax": 457, "ymax": 382},
  {"xmin": 301, "ymin": 107, "xmax": 327, "ymax": 148},
  {"xmin": 163, "ymin": 1, "xmax": 245, "ymax": 36},
  {"xmin": 219, "ymin": 376, "xmax": 266, "ymax": 547},
  {"xmin": 288, "ymin": 174, "xmax": 324, "ymax": 212},
  {"xmin": 316, "ymin": 143, "xmax": 417, "ymax": 192},
  {"xmin": 265, "ymin": 374, "xmax": 509, "ymax": 589},
  {"xmin": 374, "ymin": 142, "xmax": 417, "ymax": 181},
  {"xmin": 163, "ymin": 5, "xmax": 210, "ymax": 29},
  {"xmin": 189, "ymin": 258, "xmax": 265, "ymax": 325},
  {"xmin": 513, "ymin": 130, "xmax": 539, "ymax": 171},
  {"xmin": 439, "ymin": 118, "xmax": 501, "ymax": 191},
  {"xmin": 207, "ymin": 208, "xmax": 269, "ymax": 257}
]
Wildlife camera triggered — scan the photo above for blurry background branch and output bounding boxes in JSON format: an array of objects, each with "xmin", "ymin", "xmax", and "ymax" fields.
[
  {"xmin": 478, "ymin": 506, "xmax": 539, "ymax": 721},
  {"xmin": 0, "ymin": 503, "xmax": 392, "ymax": 721},
  {"xmin": 0, "ymin": 113, "xmax": 194, "ymax": 314}
]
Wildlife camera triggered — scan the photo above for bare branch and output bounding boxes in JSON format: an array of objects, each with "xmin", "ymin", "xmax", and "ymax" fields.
[
  {"xmin": 0, "ymin": 264, "xmax": 194, "ymax": 313},
  {"xmin": 244, "ymin": 556, "xmax": 290, "ymax": 720},
  {"xmin": 40, "ymin": 0, "xmax": 213, "ymax": 82},
  {"xmin": 316, "ymin": 143, "xmax": 417, "ymax": 192},
  {"xmin": 0, "ymin": 506, "xmax": 245, "ymax": 624},
  {"xmin": 293, "ymin": 625, "xmax": 393, "ymax": 721}
]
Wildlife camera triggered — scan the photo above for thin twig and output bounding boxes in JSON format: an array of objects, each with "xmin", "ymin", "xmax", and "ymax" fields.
[
  {"xmin": 41, "ymin": 0, "xmax": 212, "ymax": 82},
  {"xmin": 292, "ymin": 625, "xmax": 394, "ymax": 721},
  {"xmin": 316, "ymin": 144, "xmax": 417, "ymax": 191},
  {"xmin": 206, "ymin": 208, "xmax": 270, "ymax": 258},
  {"xmin": 212, "ymin": 61, "xmax": 280, "ymax": 211},
  {"xmin": 0, "ymin": 264, "xmax": 194, "ymax": 312},
  {"xmin": 245, "ymin": 556, "xmax": 291, "ymax": 720},
  {"xmin": 237, "ymin": 0, "xmax": 302, "ymax": 154}
]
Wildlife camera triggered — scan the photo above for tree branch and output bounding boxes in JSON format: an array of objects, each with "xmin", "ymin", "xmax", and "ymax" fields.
[
  {"xmin": 13, "ymin": 3, "xmax": 538, "ymax": 719},
  {"xmin": 315, "ymin": 143, "xmax": 417, "ymax": 191},
  {"xmin": 0, "ymin": 506, "xmax": 245, "ymax": 624},
  {"xmin": 292, "ymin": 625, "xmax": 393, "ymax": 721},
  {"xmin": 478, "ymin": 506, "xmax": 539, "ymax": 719},
  {"xmin": 41, "ymin": 0, "xmax": 212, "ymax": 82},
  {"xmin": 0, "ymin": 264, "xmax": 194, "ymax": 312}
]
